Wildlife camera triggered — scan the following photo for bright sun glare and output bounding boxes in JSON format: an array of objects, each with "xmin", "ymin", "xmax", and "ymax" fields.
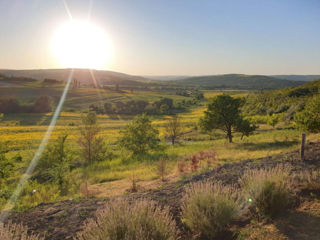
[{"xmin": 51, "ymin": 20, "xmax": 112, "ymax": 69}]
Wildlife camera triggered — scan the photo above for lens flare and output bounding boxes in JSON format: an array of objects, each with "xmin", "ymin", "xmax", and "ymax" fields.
[{"xmin": 0, "ymin": 70, "xmax": 74, "ymax": 223}]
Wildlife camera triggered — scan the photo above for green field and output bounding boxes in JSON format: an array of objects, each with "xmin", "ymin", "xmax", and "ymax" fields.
[{"xmin": 1, "ymin": 86, "xmax": 318, "ymax": 211}]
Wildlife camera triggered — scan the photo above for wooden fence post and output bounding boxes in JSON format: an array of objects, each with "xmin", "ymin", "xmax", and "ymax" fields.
[{"xmin": 301, "ymin": 133, "xmax": 306, "ymax": 161}]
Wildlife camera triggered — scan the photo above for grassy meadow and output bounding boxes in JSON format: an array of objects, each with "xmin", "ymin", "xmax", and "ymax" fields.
[{"xmin": 1, "ymin": 86, "xmax": 318, "ymax": 210}]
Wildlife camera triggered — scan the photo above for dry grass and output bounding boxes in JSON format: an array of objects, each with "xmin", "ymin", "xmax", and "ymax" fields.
[
  {"xmin": 0, "ymin": 222, "xmax": 43, "ymax": 240},
  {"xmin": 239, "ymin": 165, "xmax": 294, "ymax": 218},
  {"xmin": 297, "ymin": 169, "xmax": 320, "ymax": 192},
  {"xmin": 75, "ymin": 199, "xmax": 178, "ymax": 240},
  {"xmin": 182, "ymin": 181, "xmax": 240, "ymax": 239}
]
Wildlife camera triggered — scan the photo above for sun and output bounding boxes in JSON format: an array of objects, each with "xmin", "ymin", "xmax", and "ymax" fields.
[{"xmin": 51, "ymin": 20, "xmax": 112, "ymax": 69}]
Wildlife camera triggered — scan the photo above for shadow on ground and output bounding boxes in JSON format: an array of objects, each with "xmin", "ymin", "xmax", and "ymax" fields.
[
  {"xmin": 275, "ymin": 210, "xmax": 320, "ymax": 240},
  {"xmin": 235, "ymin": 140, "xmax": 299, "ymax": 151}
]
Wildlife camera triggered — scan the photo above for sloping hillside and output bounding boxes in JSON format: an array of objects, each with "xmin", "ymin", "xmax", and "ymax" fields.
[
  {"xmin": 7, "ymin": 141, "xmax": 320, "ymax": 240},
  {"xmin": 272, "ymin": 75, "xmax": 320, "ymax": 82},
  {"xmin": 173, "ymin": 74, "xmax": 304, "ymax": 90},
  {"xmin": 0, "ymin": 69, "xmax": 148, "ymax": 86},
  {"xmin": 243, "ymin": 79, "xmax": 320, "ymax": 116}
]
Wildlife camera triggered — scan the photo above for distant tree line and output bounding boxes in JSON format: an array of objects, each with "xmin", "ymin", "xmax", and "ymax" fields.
[
  {"xmin": 0, "ymin": 96, "xmax": 51, "ymax": 114},
  {"xmin": 89, "ymin": 97, "xmax": 202, "ymax": 115},
  {"xmin": 176, "ymin": 89, "xmax": 204, "ymax": 100}
]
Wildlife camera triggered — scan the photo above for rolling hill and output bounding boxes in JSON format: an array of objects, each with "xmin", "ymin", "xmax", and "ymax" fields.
[
  {"xmin": 172, "ymin": 74, "xmax": 305, "ymax": 90},
  {"xmin": 0, "ymin": 70, "xmax": 310, "ymax": 90},
  {"xmin": 272, "ymin": 75, "xmax": 320, "ymax": 82},
  {"xmin": 0, "ymin": 69, "xmax": 148, "ymax": 86},
  {"xmin": 242, "ymin": 78, "xmax": 320, "ymax": 116}
]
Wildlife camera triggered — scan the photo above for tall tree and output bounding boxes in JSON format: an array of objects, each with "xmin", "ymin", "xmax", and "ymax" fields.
[
  {"xmin": 165, "ymin": 115, "xmax": 183, "ymax": 145},
  {"xmin": 295, "ymin": 95, "xmax": 320, "ymax": 132},
  {"xmin": 78, "ymin": 112, "xmax": 107, "ymax": 165},
  {"xmin": 200, "ymin": 94, "xmax": 255, "ymax": 143},
  {"xmin": 0, "ymin": 141, "xmax": 13, "ymax": 189},
  {"xmin": 36, "ymin": 134, "xmax": 72, "ymax": 195},
  {"xmin": 118, "ymin": 113, "xmax": 160, "ymax": 157}
]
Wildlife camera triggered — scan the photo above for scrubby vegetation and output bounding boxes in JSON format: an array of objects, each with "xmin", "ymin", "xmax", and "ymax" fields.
[
  {"xmin": 239, "ymin": 165, "xmax": 294, "ymax": 218},
  {"xmin": 75, "ymin": 199, "xmax": 178, "ymax": 240},
  {"xmin": 0, "ymin": 96, "xmax": 51, "ymax": 114},
  {"xmin": 242, "ymin": 79, "xmax": 320, "ymax": 118},
  {"xmin": 182, "ymin": 181, "xmax": 240, "ymax": 239},
  {"xmin": 1, "ymin": 73, "xmax": 320, "ymax": 239},
  {"xmin": 295, "ymin": 95, "xmax": 320, "ymax": 133},
  {"xmin": 0, "ymin": 222, "xmax": 43, "ymax": 240}
]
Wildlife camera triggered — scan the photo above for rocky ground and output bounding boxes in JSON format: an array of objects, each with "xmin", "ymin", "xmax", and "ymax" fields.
[{"xmin": 8, "ymin": 141, "xmax": 320, "ymax": 240}]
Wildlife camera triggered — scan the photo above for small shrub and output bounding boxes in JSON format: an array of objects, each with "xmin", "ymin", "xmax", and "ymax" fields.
[
  {"xmin": 197, "ymin": 149, "xmax": 217, "ymax": 168},
  {"xmin": 130, "ymin": 172, "xmax": 138, "ymax": 192},
  {"xmin": 189, "ymin": 149, "xmax": 217, "ymax": 173},
  {"xmin": 0, "ymin": 222, "xmax": 43, "ymax": 240},
  {"xmin": 189, "ymin": 154, "xmax": 199, "ymax": 172},
  {"xmin": 177, "ymin": 159, "xmax": 187, "ymax": 174},
  {"xmin": 75, "ymin": 199, "xmax": 178, "ymax": 240},
  {"xmin": 157, "ymin": 158, "xmax": 168, "ymax": 182},
  {"xmin": 239, "ymin": 165, "xmax": 294, "ymax": 218},
  {"xmin": 182, "ymin": 181, "xmax": 239, "ymax": 239},
  {"xmin": 297, "ymin": 170, "xmax": 320, "ymax": 193}
]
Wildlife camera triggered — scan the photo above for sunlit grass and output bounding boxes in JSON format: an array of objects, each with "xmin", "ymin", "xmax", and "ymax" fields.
[{"xmin": 1, "ymin": 89, "xmax": 318, "ymax": 206}]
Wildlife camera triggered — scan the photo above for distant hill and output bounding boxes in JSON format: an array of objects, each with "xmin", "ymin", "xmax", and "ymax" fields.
[
  {"xmin": 144, "ymin": 75, "xmax": 189, "ymax": 81},
  {"xmin": 0, "ymin": 70, "xmax": 310, "ymax": 90},
  {"xmin": 272, "ymin": 75, "xmax": 320, "ymax": 82},
  {"xmin": 243, "ymin": 78, "xmax": 320, "ymax": 116},
  {"xmin": 172, "ymin": 74, "xmax": 305, "ymax": 90},
  {"xmin": 0, "ymin": 69, "xmax": 148, "ymax": 86}
]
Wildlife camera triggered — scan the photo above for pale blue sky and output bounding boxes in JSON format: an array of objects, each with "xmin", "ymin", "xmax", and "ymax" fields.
[{"xmin": 0, "ymin": 0, "xmax": 319, "ymax": 75}]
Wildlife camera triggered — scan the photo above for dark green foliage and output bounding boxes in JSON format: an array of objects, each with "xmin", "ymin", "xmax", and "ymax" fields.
[
  {"xmin": 173, "ymin": 74, "xmax": 304, "ymax": 90},
  {"xmin": 236, "ymin": 119, "xmax": 258, "ymax": 139},
  {"xmin": 176, "ymin": 89, "xmax": 204, "ymax": 101},
  {"xmin": 288, "ymin": 87, "xmax": 312, "ymax": 97},
  {"xmin": 243, "ymin": 79, "xmax": 320, "ymax": 118},
  {"xmin": 118, "ymin": 114, "xmax": 160, "ymax": 157},
  {"xmin": 0, "ymin": 142, "xmax": 13, "ymax": 188},
  {"xmin": 78, "ymin": 112, "xmax": 110, "ymax": 165},
  {"xmin": 97, "ymin": 98, "xmax": 175, "ymax": 115},
  {"xmin": 0, "ymin": 98, "xmax": 20, "ymax": 113},
  {"xmin": 0, "ymin": 96, "xmax": 51, "ymax": 114},
  {"xmin": 32, "ymin": 96, "xmax": 51, "ymax": 113},
  {"xmin": 295, "ymin": 95, "xmax": 320, "ymax": 133},
  {"xmin": 200, "ymin": 95, "xmax": 255, "ymax": 142},
  {"xmin": 36, "ymin": 135, "xmax": 73, "ymax": 195}
]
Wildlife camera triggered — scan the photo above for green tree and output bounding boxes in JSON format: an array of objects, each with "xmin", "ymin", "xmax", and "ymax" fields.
[
  {"xmin": 0, "ymin": 142, "xmax": 13, "ymax": 189},
  {"xmin": 32, "ymin": 96, "xmax": 51, "ymax": 113},
  {"xmin": 267, "ymin": 114, "xmax": 280, "ymax": 128},
  {"xmin": 118, "ymin": 113, "xmax": 160, "ymax": 157},
  {"xmin": 36, "ymin": 135, "xmax": 73, "ymax": 195},
  {"xmin": 200, "ymin": 95, "xmax": 255, "ymax": 143},
  {"xmin": 295, "ymin": 95, "xmax": 320, "ymax": 132},
  {"xmin": 236, "ymin": 119, "xmax": 257, "ymax": 140},
  {"xmin": 78, "ymin": 112, "xmax": 109, "ymax": 165},
  {"xmin": 165, "ymin": 115, "xmax": 183, "ymax": 145}
]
